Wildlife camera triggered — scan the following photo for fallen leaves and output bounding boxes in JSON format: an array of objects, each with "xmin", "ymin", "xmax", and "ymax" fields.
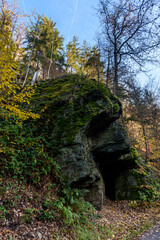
[
  {"xmin": 0, "ymin": 177, "xmax": 160, "ymax": 240},
  {"xmin": 94, "ymin": 198, "xmax": 160, "ymax": 240}
]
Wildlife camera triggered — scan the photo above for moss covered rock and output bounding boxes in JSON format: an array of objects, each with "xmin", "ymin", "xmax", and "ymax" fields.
[
  {"xmin": 31, "ymin": 74, "xmax": 121, "ymax": 146},
  {"xmin": 31, "ymin": 74, "xmax": 158, "ymax": 209},
  {"xmin": 115, "ymin": 157, "xmax": 160, "ymax": 201}
]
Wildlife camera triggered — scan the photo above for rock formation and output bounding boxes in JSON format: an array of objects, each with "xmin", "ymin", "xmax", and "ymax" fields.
[
  {"xmin": 32, "ymin": 74, "xmax": 157, "ymax": 210},
  {"xmin": 55, "ymin": 118, "xmax": 134, "ymax": 210}
]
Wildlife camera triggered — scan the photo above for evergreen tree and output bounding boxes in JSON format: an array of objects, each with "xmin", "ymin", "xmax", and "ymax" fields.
[
  {"xmin": 23, "ymin": 15, "xmax": 64, "ymax": 85},
  {"xmin": 66, "ymin": 36, "xmax": 80, "ymax": 73},
  {"xmin": 86, "ymin": 46, "xmax": 104, "ymax": 84},
  {"xmin": 79, "ymin": 40, "xmax": 91, "ymax": 75}
]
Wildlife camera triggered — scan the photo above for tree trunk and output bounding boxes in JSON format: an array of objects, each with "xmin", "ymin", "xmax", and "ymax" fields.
[
  {"xmin": 97, "ymin": 68, "xmax": 100, "ymax": 90},
  {"xmin": 106, "ymin": 52, "xmax": 110, "ymax": 87},
  {"xmin": 141, "ymin": 122, "xmax": 149, "ymax": 161},
  {"xmin": 114, "ymin": 43, "xmax": 118, "ymax": 95},
  {"xmin": 47, "ymin": 41, "xmax": 53, "ymax": 79},
  {"xmin": 31, "ymin": 61, "xmax": 39, "ymax": 86},
  {"xmin": 22, "ymin": 47, "xmax": 34, "ymax": 88}
]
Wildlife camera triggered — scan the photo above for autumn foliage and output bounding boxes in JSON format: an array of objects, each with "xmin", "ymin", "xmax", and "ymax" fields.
[{"xmin": 0, "ymin": 3, "xmax": 39, "ymax": 120}]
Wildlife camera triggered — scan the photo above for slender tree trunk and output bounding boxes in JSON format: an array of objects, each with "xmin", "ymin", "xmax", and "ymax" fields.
[
  {"xmin": 31, "ymin": 60, "xmax": 39, "ymax": 86},
  {"xmin": 97, "ymin": 68, "xmax": 100, "ymax": 90},
  {"xmin": 106, "ymin": 52, "xmax": 110, "ymax": 87},
  {"xmin": 47, "ymin": 41, "xmax": 53, "ymax": 79},
  {"xmin": 22, "ymin": 18, "xmax": 40, "ymax": 88},
  {"xmin": 43, "ymin": 67, "xmax": 45, "ymax": 79},
  {"xmin": 141, "ymin": 122, "xmax": 149, "ymax": 161},
  {"xmin": 22, "ymin": 46, "xmax": 34, "ymax": 88},
  {"xmin": 114, "ymin": 42, "xmax": 118, "ymax": 95},
  {"xmin": 113, "ymin": 52, "xmax": 118, "ymax": 95}
]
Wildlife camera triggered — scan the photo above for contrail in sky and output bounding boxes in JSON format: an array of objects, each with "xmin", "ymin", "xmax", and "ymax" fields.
[
  {"xmin": 22, "ymin": 0, "xmax": 27, "ymax": 15},
  {"xmin": 67, "ymin": 0, "xmax": 79, "ymax": 43}
]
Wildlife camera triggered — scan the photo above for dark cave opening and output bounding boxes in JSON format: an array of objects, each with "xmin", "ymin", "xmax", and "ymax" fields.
[
  {"xmin": 97, "ymin": 154, "xmax": 118, "ymax": 200},
  {"xmin": 94, "ymin": 152, "xmax": 134, "ymax": 200}
]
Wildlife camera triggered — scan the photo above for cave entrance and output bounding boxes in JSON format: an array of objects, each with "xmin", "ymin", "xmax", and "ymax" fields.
[{"xmin": 94, "ymin": 152, "xmax": 125, "ymax": 200}]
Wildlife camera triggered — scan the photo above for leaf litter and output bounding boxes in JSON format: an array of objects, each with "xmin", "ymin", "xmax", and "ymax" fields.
[{"xmin": 0, "ymin": 177, "xmax": 160, "ymax": 240}]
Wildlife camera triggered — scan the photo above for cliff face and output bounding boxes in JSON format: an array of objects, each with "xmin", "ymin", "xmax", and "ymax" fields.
[
  {"xmin": 56, "ymin": 119, "xmax": 133, "ymax": 210},
  {"xmin": 31, "ymin": 75, "xmax": 150, "ymax": 210}
]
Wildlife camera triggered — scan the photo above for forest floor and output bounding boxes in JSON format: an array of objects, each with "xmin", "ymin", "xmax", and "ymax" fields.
[
  {"xmin": 0, "ymin": 179, "xmax": 160, "ymax": 240},
  {"xmin": 94, "ymin": 198, "xmax": 160, "ymax": 240}
]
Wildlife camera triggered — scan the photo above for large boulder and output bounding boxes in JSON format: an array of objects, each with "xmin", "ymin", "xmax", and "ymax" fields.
[{"xmin": 31, "ymin": 75, "xmax": 149, "ymax": 210}]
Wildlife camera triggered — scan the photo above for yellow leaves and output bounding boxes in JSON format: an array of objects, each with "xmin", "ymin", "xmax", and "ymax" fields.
[
  {"xmin": 0, "ymin": 49, "xmax": 39, "ymax": 120},
  {"xmin": 0, "ymin": 29, "xmax": 40, "ymax": 120},
  {"xmin": 1, "ymin": 103, "xmax": 40, "ymax": 121},
  {"xmin": 147, "ymin": 161, "xmax": 154, "ymax": 168},
  {"xmin": 140, "ymin": 185, "xmax": 152, "ymax": 190}
]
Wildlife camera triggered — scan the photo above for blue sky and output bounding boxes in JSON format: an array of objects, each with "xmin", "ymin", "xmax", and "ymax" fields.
[
  {"xmin": 19, "ymin": 0, "xmax": 100, "ymax": 46},
  {"xmin": 10, "ymin": 0, "xmax": 160, "ymax": 87}
]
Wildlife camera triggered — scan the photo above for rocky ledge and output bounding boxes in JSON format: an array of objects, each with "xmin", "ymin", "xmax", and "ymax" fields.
[{"xmin": 31, "ymin": 74, "xmax": 158, "ymax": 210}]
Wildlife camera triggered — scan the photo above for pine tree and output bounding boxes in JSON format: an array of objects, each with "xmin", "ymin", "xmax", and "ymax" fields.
[
  {"xmin": 85, "ymin": 46, "xmax": 104, "ymax": 83},
  {"xmin": 23, "ymin": 15, "xmax": 64, "ymax": 84},
  {"xmin": 79, "ymin": 40, "xmax": 91, "ymax": 75},
  {"xmin": 66, "ymin": 36, "xmax": 81, "ymax": 73}
]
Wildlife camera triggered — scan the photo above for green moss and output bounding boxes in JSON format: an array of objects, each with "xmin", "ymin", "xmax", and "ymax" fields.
[
  {"xmin": 31, "ymin": 74, "xmax": 120, "ymax": 148},
  {"xmin": 130, "ymin": 147, "xmax": 139, "ymax": 159},
  {"xmin": 131, "ymin": 159, "xmax": 160, "ymax": 201},
  {"xmin": 116, "ymin": 152, "xmax": 160, "ymax": 201},
  {"xmin": 113, "ymin": 103, "xmax": 119, "ymax": 113}
]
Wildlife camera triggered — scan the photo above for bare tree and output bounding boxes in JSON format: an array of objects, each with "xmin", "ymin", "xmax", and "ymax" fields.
[
  {"xmin": 98, "ymin": 0, "xmax": 160, "ymax": 95},
  {"xmin": 124, "ymin": 78, "xmax": 160, "ymax": 161}
]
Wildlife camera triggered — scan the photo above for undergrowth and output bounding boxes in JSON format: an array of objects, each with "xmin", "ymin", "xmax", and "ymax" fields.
[{"xmin": 0, "ymin": 113, "xmax": 112, "ymax": 239}]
